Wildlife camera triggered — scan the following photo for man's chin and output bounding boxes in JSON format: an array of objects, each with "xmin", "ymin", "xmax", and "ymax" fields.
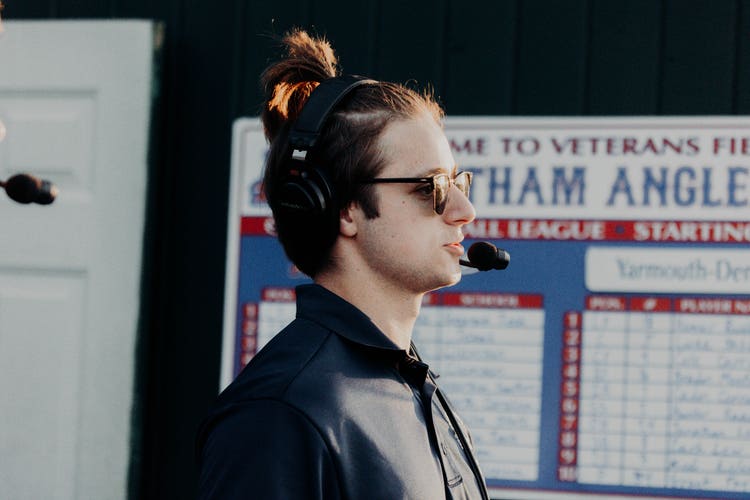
[
  {"xmin": 447, "ymin": 271, "xmax": 462, "ymax": 287},
  {"xmin": 426, "ymin": 272, "xmax": 462, "ymax": 293}
]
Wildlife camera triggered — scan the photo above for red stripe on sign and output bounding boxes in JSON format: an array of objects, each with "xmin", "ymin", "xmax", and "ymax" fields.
[
  {"xmin": 586, "ymin": 296, "xmax": 750, "ymax": 314},
  {"xmin": 261, "ymin": 287, "xmax": 296, "ymax": 302},
  {"xmin": 442, "ymin": 292, "xmax": 543, "ymax": 308},
  {"xmin": 734, "ymin": 300, "xmax": 750, "ymax": 314},
  {"xmin": 241, "ymin": 216, "xmax": 276, "ymax": 236},
  {"xmin": 462, "ymin": 219, "xmax": 750, "ymax": 243},
  {"xmin": 630, "ymin": 297, "xmax": 673, "ymax": 312},
  {"xmin": 422, "ymin": 293, "xmax": 441, "ymax": 306},
  {"xmin": 242, "ymin": 216, "xmax": 750, "ymax": 242},
  {"xmin": 676, "ymin": 297, "xmax": 747, "ymax": 315},
  {"xmin": 586, "ymin": 295, "xmax": 626, "ymax": 311}
]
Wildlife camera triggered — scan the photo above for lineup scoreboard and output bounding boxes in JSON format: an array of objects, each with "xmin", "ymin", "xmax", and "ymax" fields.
[{"xmin": 222, "ymin": 117, "xmax": 750, "ymax": 499}]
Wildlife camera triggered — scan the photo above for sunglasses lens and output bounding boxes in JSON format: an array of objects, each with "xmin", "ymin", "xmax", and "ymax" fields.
[
  {"xmin": 459, "ymin": 171, "xmax": 472, "ymax": 197},
  {"xmin": 433, "ymin": 174, "xmax": 449, "ymax": 214}
]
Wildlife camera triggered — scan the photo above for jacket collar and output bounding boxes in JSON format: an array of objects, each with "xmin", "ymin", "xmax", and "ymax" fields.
[
  {"xmin": 296, "ymin": 284, "xmax": 431, "ymax": 386},
  {"xmin": 295, "ymin": 284, "xmax": 404, "ymax": 353}
]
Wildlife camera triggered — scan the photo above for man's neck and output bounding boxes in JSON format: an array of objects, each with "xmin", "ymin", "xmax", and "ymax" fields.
[{"xmin": 315, "ymin": 272, "xmax": 422, "ymax": 350}]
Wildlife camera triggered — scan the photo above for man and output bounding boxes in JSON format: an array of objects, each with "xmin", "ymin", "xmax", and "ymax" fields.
[{"xmin": 197, "ymin": 29, "xmax": 489, "ymax": 499}]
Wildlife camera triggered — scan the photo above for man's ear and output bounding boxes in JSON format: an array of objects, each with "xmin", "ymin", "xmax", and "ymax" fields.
[{"xmin": 339, "ymin": 203, "xmax": 359, "ymax": 237}]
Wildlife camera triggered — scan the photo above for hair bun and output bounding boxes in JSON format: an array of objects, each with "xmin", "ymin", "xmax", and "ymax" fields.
[{"xmin": 261, "ymin": 29, "xmax": 339, "ymax": 141}]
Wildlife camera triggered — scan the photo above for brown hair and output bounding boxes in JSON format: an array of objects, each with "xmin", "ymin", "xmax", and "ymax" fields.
[{"xmin": 261, "ymin": 29, "xmax": 443, "ymax": 277}]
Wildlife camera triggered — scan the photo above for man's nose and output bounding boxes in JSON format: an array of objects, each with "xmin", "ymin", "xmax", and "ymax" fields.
[{"xmin": 444, "ymin": 184, "xmax": 476, "ymax": 224}]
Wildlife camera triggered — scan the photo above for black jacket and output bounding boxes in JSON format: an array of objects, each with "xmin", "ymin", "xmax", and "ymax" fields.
[{"xmin": 197, "ymin": 284, "xmax": 489, "ymax": 499}]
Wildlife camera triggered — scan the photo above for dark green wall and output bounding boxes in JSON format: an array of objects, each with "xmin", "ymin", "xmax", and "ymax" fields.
[{"xmin": 7, "ymin": 1, "xmax": 750, "ymax": 498}]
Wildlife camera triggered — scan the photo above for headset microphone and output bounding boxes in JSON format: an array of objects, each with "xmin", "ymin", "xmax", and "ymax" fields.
[
  {"xmin": 1, "ymin": 173, "xmax": 58, "ymax": 205},
  {"xmin": 460, "ymin": 241, "xmax": 510, "ymax": 271}
]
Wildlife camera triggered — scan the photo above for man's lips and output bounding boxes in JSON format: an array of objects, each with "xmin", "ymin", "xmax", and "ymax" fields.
[{"xmin": 444, "ymin": 242, "xmax": 465, "ymax": 256}]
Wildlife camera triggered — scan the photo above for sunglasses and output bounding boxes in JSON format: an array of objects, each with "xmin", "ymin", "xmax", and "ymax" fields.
[{"xmin": 360, "ymin": 171, "xmax": 472, "ymax": 215}]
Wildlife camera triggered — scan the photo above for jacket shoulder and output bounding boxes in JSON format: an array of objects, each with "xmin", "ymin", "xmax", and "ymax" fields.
[{"xmin": 197, "ymin": 398, "xmax": 341, "ymax": 499}]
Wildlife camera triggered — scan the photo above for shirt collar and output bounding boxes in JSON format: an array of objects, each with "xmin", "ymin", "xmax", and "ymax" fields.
[
  {"xmin": 295, "ymin": 284, "xmax": 431, "ymax": 386},
  {"xmin": 295, "ymin": 284, "xmax": 404, "ymax": 352}
]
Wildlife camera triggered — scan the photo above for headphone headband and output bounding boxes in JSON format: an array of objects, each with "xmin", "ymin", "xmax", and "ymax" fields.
[{"xmin": 288, "ymin": 75, "xmax": 377, "ymax": 159}]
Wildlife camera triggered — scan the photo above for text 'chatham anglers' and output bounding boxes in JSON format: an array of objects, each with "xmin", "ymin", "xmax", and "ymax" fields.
[{"xmin": 449, "ymin": 134, "xmax": 750, "ymax": 210}]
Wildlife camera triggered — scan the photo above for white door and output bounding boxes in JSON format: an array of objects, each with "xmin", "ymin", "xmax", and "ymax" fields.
[{"xmin": 0, "ymin": 21, "xmax": 155, "ymax": 499}]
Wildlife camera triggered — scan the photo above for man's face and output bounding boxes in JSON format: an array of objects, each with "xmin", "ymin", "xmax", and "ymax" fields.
[{"xmin": 350, "ymin": 113, "xmax": 476, "ymax": 294}]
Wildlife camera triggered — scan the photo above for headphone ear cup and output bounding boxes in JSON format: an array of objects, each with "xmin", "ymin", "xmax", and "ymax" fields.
[
  {"xmin": 276, "ymin": 164, "xmax": 334, "ymax": 216},
  {"xmin": 275, "ymin": 163, "xmax": 339, "ymax": 246}
]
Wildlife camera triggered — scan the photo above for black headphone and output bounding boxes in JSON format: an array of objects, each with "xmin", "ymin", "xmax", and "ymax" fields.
[{"xmin": 274, "ymin": 75, "xmax": 376, "ymax": 238}]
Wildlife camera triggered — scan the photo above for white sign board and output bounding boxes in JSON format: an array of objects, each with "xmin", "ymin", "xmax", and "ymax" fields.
[{"xmin": 223, "ymin": 117, "xmax": 750, "ymax": 500}]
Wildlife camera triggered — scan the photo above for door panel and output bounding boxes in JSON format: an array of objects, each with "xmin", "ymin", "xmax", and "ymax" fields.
[
  {"xmin": 0, "ymin": 270, "xmax": 85, "ymax": 499},
  {"xmin": 0, "ymin": 21, "xmax": 155, "ymax": 499}
]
